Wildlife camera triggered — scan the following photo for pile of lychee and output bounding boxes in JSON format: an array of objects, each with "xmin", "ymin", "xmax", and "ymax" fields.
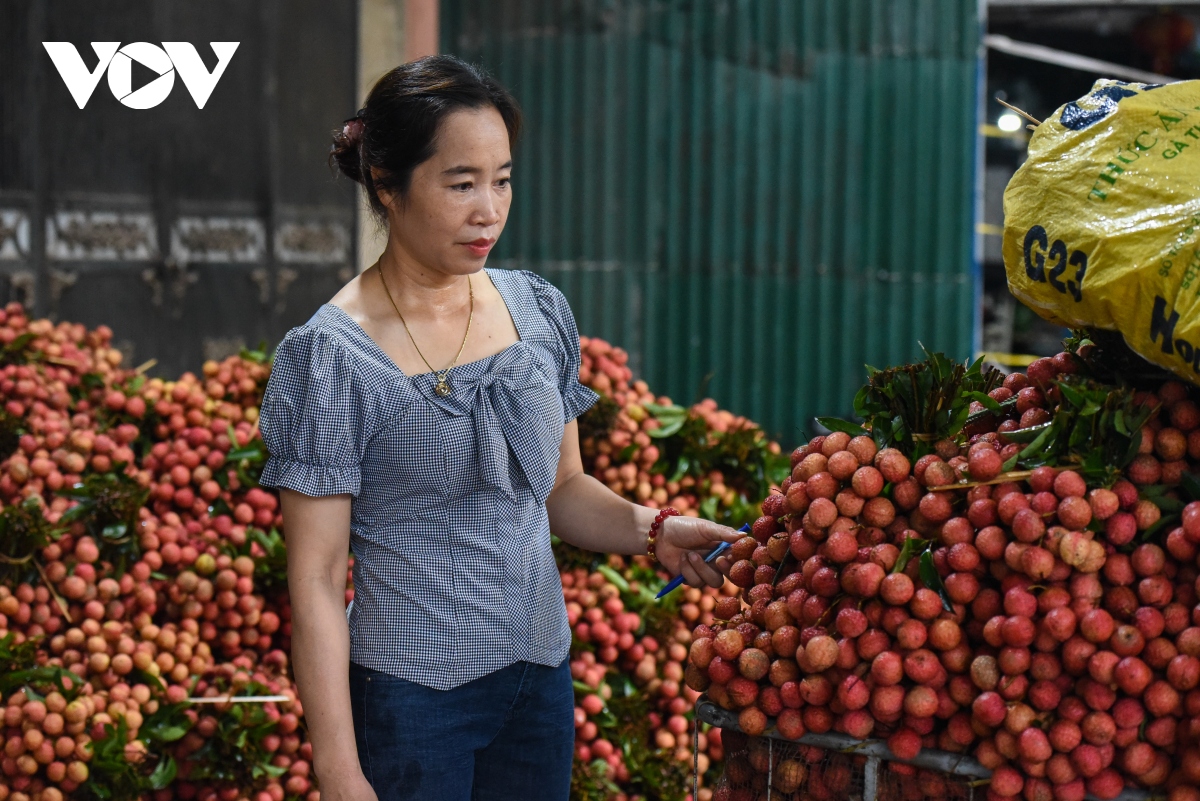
[
  {"xmin": 685, "ymin": 358, "xmax": 1200, "ymax": 801},
  {"xmin": 578, "ymin": 336, "xmax": 779, "ymax": 518},
  {"xmin": 564, "ymin": 558, "xmax": 737, "ymax": 801},
  {"xmin": 0, "ymin": 302, "xmax": 312, "ymax": 801}
]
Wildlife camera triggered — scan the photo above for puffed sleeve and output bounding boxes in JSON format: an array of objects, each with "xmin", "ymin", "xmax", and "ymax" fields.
[
  {"xmin": 525, "ymin": 271, "xmax": 599, "ymax": 423},
  {"xmin": 258, "ymin": 326, "xmax": 364, "ymax": 497}
]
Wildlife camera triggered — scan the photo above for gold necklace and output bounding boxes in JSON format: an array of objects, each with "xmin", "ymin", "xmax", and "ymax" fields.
[{"xmin": 378, "ymin": 266, "xmax": 473, "ymax": 397}]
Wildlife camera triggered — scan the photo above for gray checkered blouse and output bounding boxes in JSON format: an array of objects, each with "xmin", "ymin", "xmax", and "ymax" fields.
[{"xmin": 258, "ymin": 269, "xmax": 598, "ymax": 690}]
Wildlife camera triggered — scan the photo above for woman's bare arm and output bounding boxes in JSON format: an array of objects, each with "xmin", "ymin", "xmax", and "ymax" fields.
[
  {"xmin": 545, "ymin": 420, "xmax": 737, "ymax": 587},
  {"xmin": 280, "ymin": 489, "xmax": 378, "ymax": 801}
]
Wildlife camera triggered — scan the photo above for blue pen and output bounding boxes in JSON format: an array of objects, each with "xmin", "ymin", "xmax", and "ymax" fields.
[{"xmin": 655, "ymin": 523, "xmax": 751, "ymax": 600}]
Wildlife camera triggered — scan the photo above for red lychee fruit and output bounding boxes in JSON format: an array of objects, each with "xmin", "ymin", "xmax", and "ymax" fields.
[
  {"xmin": 972, "ymin": 691, "xmax": 1006, "ymax": 727},
  {"xmin": 1053, "ymin": 470, "xmax": 1086, "ymax": 498},
  {"xmin": 887, "ymin": 727, "xmax": 922, "ymax": 760}
]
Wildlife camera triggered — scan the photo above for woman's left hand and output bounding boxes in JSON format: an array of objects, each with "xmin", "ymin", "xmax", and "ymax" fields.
[{"xmin": 655, "ymin": 516, "xmax": 742, "ymax": 588}]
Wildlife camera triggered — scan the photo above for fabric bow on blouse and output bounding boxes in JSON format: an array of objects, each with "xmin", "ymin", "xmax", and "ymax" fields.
[{"xmin": 413, "ymin": 343, "xmax": 564, "ymax": 505}]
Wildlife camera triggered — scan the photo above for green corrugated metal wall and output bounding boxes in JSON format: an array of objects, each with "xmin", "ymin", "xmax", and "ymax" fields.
[{"xmin": 441, "ymin": 0, "xmax": 982, "ymax": 446}]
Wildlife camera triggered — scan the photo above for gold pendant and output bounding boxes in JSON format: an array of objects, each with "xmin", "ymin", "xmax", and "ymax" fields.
[{"xmin": 434, "ymin": 377, "xmax": 452, "ymax": 397}]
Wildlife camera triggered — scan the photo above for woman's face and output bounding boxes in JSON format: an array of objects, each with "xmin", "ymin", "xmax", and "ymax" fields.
[{"xmin": 383, "ymin": 106, "xmax": 513, "ymax": 276}]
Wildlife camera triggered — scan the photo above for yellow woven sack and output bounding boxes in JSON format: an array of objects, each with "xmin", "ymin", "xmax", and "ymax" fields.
[{"xmin": 1003, "ymin": 79, "xmax": 1200, "ymax": 381}]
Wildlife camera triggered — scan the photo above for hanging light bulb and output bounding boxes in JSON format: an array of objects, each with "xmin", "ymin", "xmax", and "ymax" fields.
[{"xmin": 997, "ymin": 112, "xmax": 1023, "ymax": 133}]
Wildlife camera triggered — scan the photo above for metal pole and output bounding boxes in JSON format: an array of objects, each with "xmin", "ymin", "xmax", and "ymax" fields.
[
  {"xmin": 983, "ymin": 34, "xmax": 1175, "ymax": 85},
  {"xmin": 767, "ymin": 737, "xmax": 772, "ymax": 801},
  {"xmin": 863, "ymin": 756, "xmax": 880, "ymax": 801}
]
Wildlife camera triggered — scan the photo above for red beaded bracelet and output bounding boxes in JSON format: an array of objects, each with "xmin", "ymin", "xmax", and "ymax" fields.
[{"xmin": 646, "ymin": 507, "xmax": 680, "ymax": 563}]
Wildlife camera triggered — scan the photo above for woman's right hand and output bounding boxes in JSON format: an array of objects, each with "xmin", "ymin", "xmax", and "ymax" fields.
[{"xmin": 319, "ymin": 771, "xmax": 380, "ymax": 801}]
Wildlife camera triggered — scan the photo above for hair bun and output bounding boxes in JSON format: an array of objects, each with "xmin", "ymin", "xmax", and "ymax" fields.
[{"xmin": 330, "ymin": 115, "xmax": 365, "ymax": 184}]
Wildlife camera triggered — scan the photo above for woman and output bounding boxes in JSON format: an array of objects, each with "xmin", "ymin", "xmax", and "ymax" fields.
[{"xmin": 258, "ymin": 55, "xmax": 739, "ymax": 801}]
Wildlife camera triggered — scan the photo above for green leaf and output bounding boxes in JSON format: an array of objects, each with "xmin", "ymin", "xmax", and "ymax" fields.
[
  {"xmin": 3, "ymin": 332, "xmax": 35, "ymax": 354},
  {"xmin": 947, "ymin": 404, "xmax": 973, "ymax": 438},
  {"xmin": 1130, "ymin": 405, "xmax": 1155, "ymax": 432},
  {"xmin": 771, "ymin": 550, "xmax": 796, "ymax": 587},
  {"xmin": 1002, "ymin": 422, "xmax": 1052, "ymax": 444},
  {"xmin": 1068, "ymin": 417, "xmax": 1091, "ymax": 450},
  {"xmin": 57, "ymin": 503, "xmax": 91, "ymax": 525},
  {"xmin": 643, "ymin": 402, "xmax": 687, "ymax": 418},
  {"xmin": 648, "ymin": 419, "xmax": 685, "ymax": 439},
  {"xmin": 242, "ymin": 344, "xmax": 270, "ymax": 364},
  {"xmin": 1122, "ymin": 431, "xmax": 1144, "ymax": 469},
  {"xmin": 1142, "ymin": 512, "xmax": 1180, "ymax": 542},
  {"xmin": 917, "ymin": 549, "xmax": 939, "ymax": 589},
  {"xmin": 100, "ymin": 522, "xmax": 127, "ymax": 540},
  {"xmin": 1180, "ymin": 472, "xmax": 1200, "ymax": 503},
  {"xmin": 918, "ymin": 551, "xmax": 954, "ymax": 613},
  {"xmin": 148, "ymin": 756, "xmax": 177, "ymax": 789},
  {"xmin": 815, "ymin": 417, "xmax": 868, "ymax": 437},
  {"xmin": 597, "ymin": 564, "xmax": 631, "ymax": 594},
  {"xmin": 1018, "ymin": 424, "xmax": 1055, "ymax": 459},
  {"xmin": 966, "ymin": 391, "xmax": 1002, "ymax": 413},
  {"xmin": 852, "ymin": 385, "xmax": 871, "ymax": 419},
  {"xmin": 1057, "ymin": 381, "xmax": 1086, "ymax": 408},
  {"xmin": 893, "ymin": 536, "xmax": 927, "ymax": 575},
  {"xmin": 149, "ymin": 723, "xmax": 189, "ymax": 743},
  {"xmin": 1001, "ymin": 451, "xmax": 1020, "ymax": 472},
  {"xmin": 1113, "ymin": 410, "xmax": 1128, "ymax": 436},
  {"xmin": 668, "ymin": 456, "xmax": 690, "ymax": 483},
  {"xmin": 1140, "ymin": 485, "xmax": 1185, "ymax": 514},
  {"xmin": 0, "ymin": 666, "xmax": 83, "ymax": 700}
]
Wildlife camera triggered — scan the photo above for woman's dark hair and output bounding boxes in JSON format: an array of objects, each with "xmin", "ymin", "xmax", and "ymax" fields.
[{"xmin": 330, "ymin": 55, "xmax": 522, "ymax": 218}]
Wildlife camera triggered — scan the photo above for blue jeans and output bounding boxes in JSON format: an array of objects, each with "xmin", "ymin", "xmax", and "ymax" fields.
[{"xmin": 348, "ymin": 659, "xmax": 574, "ymax": 801}]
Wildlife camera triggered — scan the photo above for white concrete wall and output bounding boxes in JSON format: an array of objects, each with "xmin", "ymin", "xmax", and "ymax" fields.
[{"xmin": 355, "ymin": 0, "xmax": 439, "ymax": 274}]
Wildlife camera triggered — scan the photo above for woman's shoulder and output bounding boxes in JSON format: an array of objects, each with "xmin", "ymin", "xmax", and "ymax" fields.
[
  {"xmin": 265, "ymin": 307, "xmax": 413, "ymax": 433},
  {"xmin": 278, "ymin": 271, "xmax": 372, "ymax": 355},
  {"xmin": 265, "ymin": 312, "xmax": 353, "ymax": 399},
  {"xmin": 487, "ymin": 268, "xmax": 574, "ymax": 330},
  {"xmin": 274, "ymin": 306, "xmax": 355, "ymax": 363},
  {"xmin": 282, "ymin": 292, "xmax": 402, "ymax": 371},
  {"xmin": 490, "ymin": 267, "xmax": 563, "ymax": 300},
  {"xmin": 271, "ymin": 304, "xmax": 409, "ymax": 404}
]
